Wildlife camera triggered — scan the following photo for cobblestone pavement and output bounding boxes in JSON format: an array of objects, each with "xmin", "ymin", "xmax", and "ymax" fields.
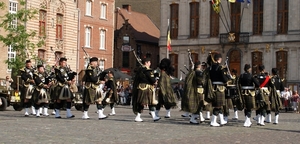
[{"xmin": 0, "ymin": 104, "xmax": 299, "ymax": 144}]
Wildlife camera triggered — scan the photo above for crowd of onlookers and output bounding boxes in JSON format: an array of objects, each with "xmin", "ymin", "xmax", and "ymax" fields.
[{"xmin": 281, "ymin": 87, "xmax": 300, "ymax": 113}]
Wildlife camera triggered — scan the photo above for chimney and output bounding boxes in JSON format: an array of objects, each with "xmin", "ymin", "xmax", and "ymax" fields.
[{"xmin": 122, "ymin": 4, "xmax": 131, "ymax": 12}]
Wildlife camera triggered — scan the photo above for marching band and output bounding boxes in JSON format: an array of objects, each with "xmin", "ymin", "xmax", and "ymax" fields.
[{"xmin": 15, "ymin": 50, "xmax": 285, "ymax": 128}]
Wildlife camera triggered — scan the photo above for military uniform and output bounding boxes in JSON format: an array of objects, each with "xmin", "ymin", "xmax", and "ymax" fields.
[
  {"xmin": 32, "ymin": 67, "xmax": 52, "ymax": 117},
  {"xmin": 255, "ymin": 65, "xmax": 273, "ymax": 126},
  {"xmin": 265, "ymin": 68, "xmax": 284, "ymax": 124},
  {"xmin": 53, "ymin": 58, "xmax": 74, "ymax": 118},
  {"xmin": 102, "ymin": 75, "xmax": 118, "ymax": 116},
  {"xmin": 20, "ymin": 65, "xmax": 36, "ymax": 116},
  {"xmin": 132, "ymin": 61, "xmax": 160, "ymax": 122},
  {"xmin": 239, "ymin": 64, "xmax": 260, "ymax": 127}
]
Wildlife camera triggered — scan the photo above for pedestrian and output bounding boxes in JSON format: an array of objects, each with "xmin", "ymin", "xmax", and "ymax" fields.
[
  {"xmin": 32, "ymin": 65, "xmax": 52, "ymax": 117},
  {"xmin": 53, "ymin": 57, "xmax": 75, "ymax": 118},
  {"xmin": 155, "ymin": 58, "xmax": 177, "ymax": 119},
  {"xmin": 132, "ymin": 58, "xmax": 160, "ymax": 122},
  {"xmin": 206, "ymin": 52, "xmax": 229, "ymax": 127},
  {"xmin": 239, "ymin": 64, "xmax": 260, "ymax": 127},
  {"xmin": 291, "ymin": 91, "xmax": 299, "ymax": 113},
  {"xmin": 20, "ymin": 60, "xmax": 36, "ymax": 116},
  {"xmin": 102, "ymin": 71, "xmax": 118, "ymax": 116}
]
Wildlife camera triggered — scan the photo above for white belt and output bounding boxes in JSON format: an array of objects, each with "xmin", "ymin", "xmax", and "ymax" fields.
[
  {"xmin": 241, "ymin": 86, "xmax": 254, "ymax": 90},
  {"xmin": 212, "ymin": 82, "xmax": 224, "ymax": 85},
  {"xmin": 261, "ymin": 87, "xmax": 268, "ymax": 90}
]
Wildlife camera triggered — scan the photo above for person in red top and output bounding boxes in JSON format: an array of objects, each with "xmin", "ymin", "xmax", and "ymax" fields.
[{"xmin": 291, "ymin": 91, "xmax": 299, "ymax": 113}]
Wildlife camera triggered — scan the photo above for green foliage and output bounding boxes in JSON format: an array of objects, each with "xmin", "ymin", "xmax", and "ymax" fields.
[{"xmin": 0, "ymin": 0, "xmax": 44, "ymax": 76}]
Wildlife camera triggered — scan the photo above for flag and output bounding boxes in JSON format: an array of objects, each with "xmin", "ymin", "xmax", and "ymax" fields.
[
  {"xmin": 167, "ymin": 25, "xmax": 172, "ymax": 51},
  {"xmin": 211, "ymin": 0, "xmax": 221, "ymax": 14},
  {"xmin": 228, "ymin": 0, "xmax": 236, "ymax": 3}
]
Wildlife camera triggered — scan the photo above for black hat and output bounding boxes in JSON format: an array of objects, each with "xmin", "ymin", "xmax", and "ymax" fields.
[
  {"xmin": 142, "ymin": 58, "xmax": 151, "ymax": 65},
  {"xmin": 37, "ymin": 65, "xmax": 44, "ymax": 68},
  {"xmin": 272, "ymin": 68, "xmax": 278, "ymax": 75},
  {"xmin": 201, "ymin": 62, "xmax": 207, "ymax": 66},
  {"xmin": 231, "ymin": 69, "xmax": 237, "ymax": 74},
  {"xmin": 195, "ymin": 61, "xmax": 201, "ymax": 67},
  {"xmin": 25, "ymin": 59, "xmax": 31, "ymax": 63},
  {"xmin": 207, "ymin": 51, "xmax": 222, "ymax": 65},
  {"xmin": 258, "ymin": 65, "xmax": 265, "ymax": 71},
  {"xmin": 244, "ymin": 64, "xmax": 251, "ymax": 71},
  {"xmin": 90, "ymin": 57, "xmax": 98, "ymax": 63},
  {"xmin": 59, "ymin": 57, "xmax": 67, "ymax": 62},
  {"xmin": 159, "ymin": 58, "xmax": 171, "ymax": 70}
]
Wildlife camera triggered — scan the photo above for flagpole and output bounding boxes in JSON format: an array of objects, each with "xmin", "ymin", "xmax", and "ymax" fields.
[{"xmin": 167, "ymin": 19, "xmax": 169, "ymax": 59}]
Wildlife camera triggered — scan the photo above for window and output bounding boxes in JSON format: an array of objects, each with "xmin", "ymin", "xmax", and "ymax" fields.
[
  {"xmin": 85, "ymin": 27, "xmax": 91, "ymax": 47},
  {"xmin": 100, "ymin": 3, "xmax": 107, "ymax": 19},
  {"xmin": 9, "ymin": 2, "xmax": 17, "ymax": 14},
  {"xmin": 277, "ymin": 0, "xmax": 288, "ymax": 34},
  {"xmin": 38, "ymin": 49, "xmax": 45, "ymax": 60},
  {"xmin": 86, "ymin": 0, "xmax": 92, "ymax": 16},
  {"xmin": 276, "ymin": 51, "xmax": 287, "ymax": 81},
  {"xmin": 39, "ymin": 10, "xmax": 47, "ymax": 37},
  {"xmin": 99, "ymin": 60, "xmax": 105, "ymax": 71},
  {"xmin": 122, "ymin": 52, "xmax": 129, "ymax": 68},
  {"xmin": 9, "ymin": 1, "xmax": 18, "ymax": 28},
  {"xmin": 7, "ymin": 45, "xmax": 16, "ymax": 71},
  {"xmin": 100, "ymin": 29, "xmax": 106, "ymax": 49},
  {"xmin": 56, "ymin": 14, "xmax": 63, "ymax": 39},
  {"xmin": 231, "ymin": 3, "xmax": 241, "ymax": 33},
  {"xmin": 170, "ymin": 3, "xmax": 179, "ymax": 39},
  {"xmin": 210, "ymin": 5, "xmax": 219, "ymax": 37},
  {"xmin": 169, "ymin": 53, "xmax": 178, "ymax": 77},
  {"xmin": 190, "ymin": 2, "xmax": 199, "ymax": 38},
  {"xmin": 253, "ymin": 0, "xmax": 264, "ymax": 35},
  {"xmin": 123, "ymin": 35, "xmax": 130, "ymax": 44},
  {"xmin": 189, "ymin": 53, "xmax": 198, "ymax": 68},
  {"xmin": 251, "ymin": 51, "xmax": 262, "ymax": 75}
]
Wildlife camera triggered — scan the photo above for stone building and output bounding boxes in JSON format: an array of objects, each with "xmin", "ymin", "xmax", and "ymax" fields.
[
  {"xmin": 77, "ymin": 0, "xmax": 115, "ymax": 81},
  {"xmin": 115, "ymin": 0, "xmax": 160, "ymax": 28},
  {"xmin": 114, "ymin": 5, "xmax": 160, "ymax": 75},
  {"xmin": 159, "ymin": 0, "xmax": 300, "ymax": 92}
]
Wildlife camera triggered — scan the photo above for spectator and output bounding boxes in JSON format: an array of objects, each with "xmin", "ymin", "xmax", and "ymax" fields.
[
  {"xmin": 281, "ymin": 87, "xmax": 291, "ymax": 112},
  {"xmin": 291, "ymin": 90, "xmax": 299, "ymax": 113},
  {"xmin": 118, "ymin": 88, "xmax": 126, "ymax": 105},
  {"xmin": 5, "ymin": 76, "xmax": 13, "ymax": 90}
]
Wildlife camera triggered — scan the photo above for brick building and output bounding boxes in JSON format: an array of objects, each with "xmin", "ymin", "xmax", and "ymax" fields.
[
  {"xmin": 77, "ymin": 0, "xmax": 115, "ymax": 81},
  {"xmin": 114, "ymin": 5, "xmax": 160, "ymax": 75},
  {"xmin": 0, "ymin": 0, "xmax": 78, "ymax": 77}
]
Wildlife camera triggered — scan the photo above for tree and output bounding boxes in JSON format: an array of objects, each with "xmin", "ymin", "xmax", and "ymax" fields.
[{"xmin": 0, "ymin": 0, "xmax": 44, "ymax": 76}]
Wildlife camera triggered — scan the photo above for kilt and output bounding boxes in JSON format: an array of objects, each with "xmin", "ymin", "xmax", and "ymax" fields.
[
  {"xmin": 136, "ymin": 83, "xmax": 154, "ymax": 105},
  {"xmin": 54, "ymin": 83, "xmax": 73, "ymax": 100},
  {"xmin": 212, "ymin": 85, "xmax": 225, "ymax": 107},
  {"xmin": 32, "ymin": 88, "xmax": 50, "ymax": 104},
  {"xmin": 242, "ymin": 89, "xmax": 256, "ymax": 110},
  {"xmin": 21, "ymin": 84, "xmax": 34, "ymax": 100},
  {"xmin": 83, "ymin": 85, "xmax": 103, "ymax": 104},
  {"xmin": 203, "ymin": 102, "xmax": 212, "ymax": 112}
]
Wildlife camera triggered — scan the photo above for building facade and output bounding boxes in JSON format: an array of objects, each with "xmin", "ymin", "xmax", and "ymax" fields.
[
  {"xmin": 115, "ymin": 0, "xmax": 160, "ymax": 28},
  {"xmin": 77, "ymin": 0, "xmax": 115, "ymax": 80},
  {"xmin": 159, "ymin": 0, "xmax": 300, "ymax": 92},
  {"xmin": 114, "ymin": 6, "xmax": 160, "ymax": 75}
]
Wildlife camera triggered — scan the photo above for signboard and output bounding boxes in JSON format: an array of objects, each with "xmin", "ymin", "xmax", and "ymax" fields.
[{"xmin": 121, "ymin": 45, "xmax": 132, "ymax": 52}]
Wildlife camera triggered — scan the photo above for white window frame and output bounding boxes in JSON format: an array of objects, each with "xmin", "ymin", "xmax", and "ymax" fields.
[
  {"xmin": 85, "ymin": 27, "xmax": 91, "ymax": 47},
  {"xmin": 7, "ymin": 45, "xmax": 16, "ymax": 72},
  {"xmin": 99, "ymin": 60, "xmax": 105, "ymax": 71},
  {"xmin": 100, "ymin": 3, "xmax": 107, "ymax": 19},
  {"xmin": 85, "ymin": 0, "xmax": 92, "ymax": 16},
  {"xmin": 9, "ymin": 1, "xmax": 18, "ymax": 28},
  {"xmin": 100, "ymin": 29, "xmax": 106, "ymax": 50}
]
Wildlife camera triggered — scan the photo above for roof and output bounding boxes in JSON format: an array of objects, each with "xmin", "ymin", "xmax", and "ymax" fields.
[{"xmin": 116, "ymin": 8, "xmax": 160, "ymax": 44}]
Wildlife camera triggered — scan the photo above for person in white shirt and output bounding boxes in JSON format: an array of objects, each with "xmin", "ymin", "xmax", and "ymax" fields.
[{"xmin": 281, "ymin": 88, "xmax": 291, "ymax": 112}]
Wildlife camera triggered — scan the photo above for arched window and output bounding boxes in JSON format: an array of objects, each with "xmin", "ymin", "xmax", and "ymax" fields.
[{"xmin": 170, "ymin": 3, "xmax": 179, "ymax": 39}]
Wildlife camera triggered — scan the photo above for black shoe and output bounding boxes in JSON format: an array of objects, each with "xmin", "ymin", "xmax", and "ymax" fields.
[
  {"xmin": 181, "ymin": 114, "xmax": 188, "ymax": 117},
  {"xmin": 55, "ymin": 116, "xmax": 62, "ymax": 118},
  {"xmin": 154, "ymin": 118, "xmax": 160, "ymax": 122},
  {"xmin": 165, "ymin": 116, "xmax": 170, "ymax": 118},
  {"xmin": 67, "ymin": 115, "xmax": 75, "ymax": 118},
  {"xmin": 99, "ymin": 116, "xmax": 108, "ymax": 120},
  {"xmin": 189, "ymin": 121, "xmax": 199, "ymax": 125},
  {"xmin": 273, "ymin": 123, "xmax": 278, "ymax": 125}
]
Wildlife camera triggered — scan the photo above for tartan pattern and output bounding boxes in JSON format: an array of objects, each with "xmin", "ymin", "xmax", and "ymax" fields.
[
  {"xmin": 181, "ymin": 71, "xmax": 199, "ymax": 113},
  {"xmin": 242, "ymin": 90, "xmax": 257, "ymax": 110},
  {"xmin": 270, "ymin": 86, "xmax": 283, "ymax": 111},
  {"xmin": 158, "ymin": 71, "xmax": 177, "ymax": 109},
  {"xmin": 212, "ymin": 90, "xmax": 225, "ymax": 107}
]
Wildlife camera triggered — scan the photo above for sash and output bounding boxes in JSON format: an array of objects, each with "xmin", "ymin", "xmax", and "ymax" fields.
[{"xmin": 260, "ymin": 76, "xmax": 270, "ymax": 88}]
